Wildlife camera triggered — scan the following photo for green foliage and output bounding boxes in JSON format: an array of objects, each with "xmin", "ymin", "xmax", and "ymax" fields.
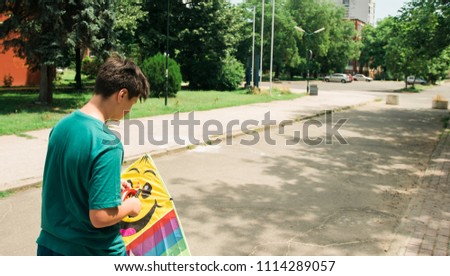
[
  {"xmin": 287, "ymin": 0, "xmax": 360, "ymax": 75},
  {"xmin": 176, "ymin": 1, "xmax": 245, "ymax": 89},
  {"xmin": 0, "ymin": 190, "xmax": 14, "ymax": 199},
  {"xmin": 427, "ymin": 46, "xmax": 450, "ymax": 83},
  {"xmin": 0, "ymin": 0, "xmax": 116, "ymax": 102},
  {"xmin": 141, "ymin": 53, "xmax": 182, "ymax": 98},
  {"xmin": 0, "ymin": 1, "xmax": 68, "ymax": 69},
  {"xmin": 81, "ymin": 56, "xmax": 103, "ymax": 79},
  {"xmin": 359, "ymin": 17, "xmax": 396, "ymax": 75},
  {"xmin": 360, "ymin": 0, "xmax": 450, "ymax": 83},
  {"xmin": 113, "ymin": 0, "xmax": 148, "ymax": 61},
  {"xmin": 271, "ymin": 1, "xmax": 301, "ymax": 77},
  {"xmin": 216, "ymin": 54, "xmax": 245, "ymax": 91}
]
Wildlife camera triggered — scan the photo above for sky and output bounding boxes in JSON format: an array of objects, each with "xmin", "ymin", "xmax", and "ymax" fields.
[
  {"xmin": 229, "ymin": 0, "xmax": 412, "ymax": 23},
  {"xmin": 375, "ymin": 0, "xmax": 411, "ymax": 22}
]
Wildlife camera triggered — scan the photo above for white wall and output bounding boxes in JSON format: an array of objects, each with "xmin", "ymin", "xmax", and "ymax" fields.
[{"xmin": 333, "ymin": 0, "xmax": 376, "ymax": 25}]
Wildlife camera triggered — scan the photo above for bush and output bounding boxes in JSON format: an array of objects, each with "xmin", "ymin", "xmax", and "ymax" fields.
[
  {"xmin": 141, "ymin": 53, "xmax": 182, "ymax": 98},
  {"xmin": 3, "ymin": 74, "xmax": 14, "ymax": 87},
  {"xmin": 216, "ymin": 55, "xmax": 245, "ymax": 91},
  {"xmin": 186, "ymin": 55, "xmax": 244, "ymax": 91},
  {"xmin": 82, "ymin": 56, "xmax": 103, "ymax": 79}
]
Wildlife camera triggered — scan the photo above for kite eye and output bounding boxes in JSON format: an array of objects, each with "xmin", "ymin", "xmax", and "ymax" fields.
[
  {"xmin": 141, "ymin": 183, "xmax": 152, "ymax": 199},
  {"xmin": 127, "ymin": 179, "xmax": 133, "ymax": 188}
]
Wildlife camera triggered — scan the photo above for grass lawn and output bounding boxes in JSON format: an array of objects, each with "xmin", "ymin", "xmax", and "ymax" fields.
[
  {"xmin": 55, "ymin": 68, "xmax": 95, "ymax": 86},
  {"xmin": 0, "ymin": 88, "xmax": 303, "ymax": 136},
  {"xmin": 394, "ymin": 84, "xmax": 427, "ymax": 93}
]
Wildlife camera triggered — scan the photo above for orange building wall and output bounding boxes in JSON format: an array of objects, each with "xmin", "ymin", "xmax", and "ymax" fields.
[{"xmin": 0, "ymin": 14, "xmax": 40, "ymax": 86}]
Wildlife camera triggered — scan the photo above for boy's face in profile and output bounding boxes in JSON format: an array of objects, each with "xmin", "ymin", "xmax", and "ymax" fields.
[
  {"xmin": 110, "ymin": 89, "xmax": 139, "ymax": 121},
  {"xmin": 121, "ymin": 96, "xmax": 139, "ymax": 119}
]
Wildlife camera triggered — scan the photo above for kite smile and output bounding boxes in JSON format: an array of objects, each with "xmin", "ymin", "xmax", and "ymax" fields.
[
  {"xmin": 120, "ymin": 198, "xmax": 162, "ymax": 237},
  {"xmin": 120, "ymin": 176, "xmax": 162, "ymax": 237}
]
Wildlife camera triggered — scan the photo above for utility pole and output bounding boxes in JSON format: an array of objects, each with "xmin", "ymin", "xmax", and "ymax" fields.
[
  {"xmin": 269, "ymin": 0, "xmax": 275, "ymax": 96},
  {"xmin": 251, "ymin": 6, "xmax": 256, "ymax": 86},
  {"xmin": 260, "ymin": 0, "xmax": 264, "ymax": 84},
  {"xmin": 165, "ymin": 0, "xmax": 170, "ymax": 106}
]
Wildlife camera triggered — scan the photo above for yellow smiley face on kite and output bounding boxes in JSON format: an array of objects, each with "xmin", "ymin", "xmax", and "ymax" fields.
[{"xmin": 120, "ymin": 155, "xmax": 172, "ymax": 237}]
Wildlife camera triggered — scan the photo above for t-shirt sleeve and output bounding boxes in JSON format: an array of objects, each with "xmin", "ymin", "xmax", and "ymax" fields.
[{"xmin": 88, "ymin": 147, "xmax": 123, "ymax": 210}]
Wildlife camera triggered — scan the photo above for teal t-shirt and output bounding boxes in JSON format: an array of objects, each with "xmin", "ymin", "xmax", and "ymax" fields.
[{"xmin": 37, "ymin": 110, "xmax": 125, "ymax": 256}]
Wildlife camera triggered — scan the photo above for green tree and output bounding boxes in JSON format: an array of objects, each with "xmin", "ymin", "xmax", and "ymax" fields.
[
  {"xmin": 361, "ymin": 0, "xmax": 450, "ymax": 84},
  {"xmin": 271, "ymin": 0, "xmax": 301, "ymax": 78},
  {"xmin": 0, "ymin": 0, "xmax": 69, "ymax": 104},
  {"xmin": 359, "ymin": 17, "xmax": 396, "ymax": 78},
  {"xmin": 0, "ymin": 0, "xmax": 116, "ymax": 102},
  {"xmin": 287, "ymin": 0, "xmax": 360, "ymax": 75},
  {"xmin": 397, "ymin": 0, "xmax": 450, "ymax": 83},
  {"xmin": 140, "ymin": 53, "xmax": 182, "ymax": 98},
  {"xmin": 113, "ymin": 0, "xmax": 148, "ymax": 61},
  {"xmin": 136, "ymin": 0, "xmax": 175, "ymax": 59},
  {"xmin": 383, "ymin": 20, "xmax": 415, "ymax": 83},
  {"xmin": 176, "ymin": 0, "xmax": 245, "ymax": 89},
  {"xmin": 65, "ymin": 0, "xmax": 115, "ymax": 89}
]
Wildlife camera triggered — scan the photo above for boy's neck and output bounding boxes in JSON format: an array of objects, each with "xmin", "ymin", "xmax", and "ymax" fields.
[{"xmin": 80, "ymin": 94, "xmax": 113, "ymax": 123}]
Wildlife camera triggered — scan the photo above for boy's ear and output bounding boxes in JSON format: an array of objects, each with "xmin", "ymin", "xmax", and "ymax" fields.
[{"xmin": 117, "ymin": 88, "xmax": 128, "ymax": 102}]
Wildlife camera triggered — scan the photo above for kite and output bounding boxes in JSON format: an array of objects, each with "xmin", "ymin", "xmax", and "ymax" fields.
[{"xmin": 119, "ymin": 154, "xmax": 190, "ymax": 256}]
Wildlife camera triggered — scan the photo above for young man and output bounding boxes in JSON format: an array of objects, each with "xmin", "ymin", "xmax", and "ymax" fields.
[{"xmin": 36, "ymin": 55, "xmax": 150, "ymax": 255}]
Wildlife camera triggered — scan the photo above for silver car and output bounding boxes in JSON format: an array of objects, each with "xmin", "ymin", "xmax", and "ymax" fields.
[
  {"xmin": 353, "ymin": 74, "xmax": 373, "ymax": 82},
  {"xmin": 324, "ymin": 73, "xmax": 352, "ymax": 83},
  {"xmin": 407, "ymin": 76, "xmax": 426, "ymax": 84}
]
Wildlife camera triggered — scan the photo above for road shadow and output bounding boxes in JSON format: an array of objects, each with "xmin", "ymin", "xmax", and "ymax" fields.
[{"xmin": 160, "ymin": 104, "xmax": 448, "ymax": 255}]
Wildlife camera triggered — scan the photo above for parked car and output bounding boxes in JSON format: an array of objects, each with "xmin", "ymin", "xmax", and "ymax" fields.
[
  {"xmin": 324, "ymin": 73, "xmax": 352, "ymax": 83},
  {"xmin": 407, "ymin": 76, "xmax": 427, "ymax": 84},
  {"xmin": 353, "ymin": 74, "xmax": 373, "ymax": 82}
]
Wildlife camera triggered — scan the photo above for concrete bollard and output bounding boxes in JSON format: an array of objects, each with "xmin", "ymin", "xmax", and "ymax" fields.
[
  {"xmin": 386, "ymin": 95, "xmax": 399, "ymax": 105},
  {"xmin": 432, "ymin": 100, "xmax": 448, "ymax": 109},
  {"xmin": 309, "ymin": 84, "xmax": 318, "ymax": 96}
]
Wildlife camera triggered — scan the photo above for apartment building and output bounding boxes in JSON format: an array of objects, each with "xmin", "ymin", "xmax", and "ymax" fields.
[
  {"xmin": 333, "ymin": 0, "xmax": 376, "ymax": 26},
  {"xmin": 332, "ymin": 0, "xmax": 376, "ymax": 75}
]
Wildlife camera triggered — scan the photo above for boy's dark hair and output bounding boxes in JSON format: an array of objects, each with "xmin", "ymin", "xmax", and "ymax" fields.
[{"xmin": 94, "ymin": 55, "xmax": 149, "ymax": 101}]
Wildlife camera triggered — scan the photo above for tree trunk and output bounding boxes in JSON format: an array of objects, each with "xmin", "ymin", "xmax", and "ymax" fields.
[
  {"xmin": 38, "ymin": 64, "xmax": 53, "ymax": 104},
  {"xmin": 75, "ymin": 46, "xmax": 82, "ymax": 90}
]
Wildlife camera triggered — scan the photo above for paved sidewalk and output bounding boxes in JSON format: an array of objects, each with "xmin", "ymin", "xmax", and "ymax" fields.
[
  {"xmin": 0, "ymin": 89, "xmax": 381, "ymax": 192},
  {"xmin": 394, "ymin": 126, "xmax": 450, "ymax": 256}
]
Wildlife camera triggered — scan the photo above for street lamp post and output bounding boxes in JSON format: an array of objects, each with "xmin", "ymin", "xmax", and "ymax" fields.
[{"xmin": 295, "ymin": 26, "xmax": 325, "ymax": 94}]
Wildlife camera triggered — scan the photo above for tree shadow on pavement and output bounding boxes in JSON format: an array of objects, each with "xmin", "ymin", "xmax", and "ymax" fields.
[{"xmin": 160, "ymin": 105, "xmax": 448, "ymax": 256}]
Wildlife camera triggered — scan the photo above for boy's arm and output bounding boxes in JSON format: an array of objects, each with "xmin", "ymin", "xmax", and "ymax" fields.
[{"xmin": 89, "ymin": 197, "xmax": 141, "ymax": 228}]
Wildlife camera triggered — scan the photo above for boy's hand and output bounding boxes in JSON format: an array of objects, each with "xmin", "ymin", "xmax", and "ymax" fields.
[
  {"xmin": 121, "ymin": 179, "xmax": 131, "ymax": 192},
  {"xmin": 125, "ymin": 197, "xmax": 142, "ymax": 217}
]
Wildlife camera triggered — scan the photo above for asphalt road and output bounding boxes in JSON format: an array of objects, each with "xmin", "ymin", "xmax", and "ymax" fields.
[{"xmin": 157, "ymin": 101, "xmax": 445, "ymax": 255}]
